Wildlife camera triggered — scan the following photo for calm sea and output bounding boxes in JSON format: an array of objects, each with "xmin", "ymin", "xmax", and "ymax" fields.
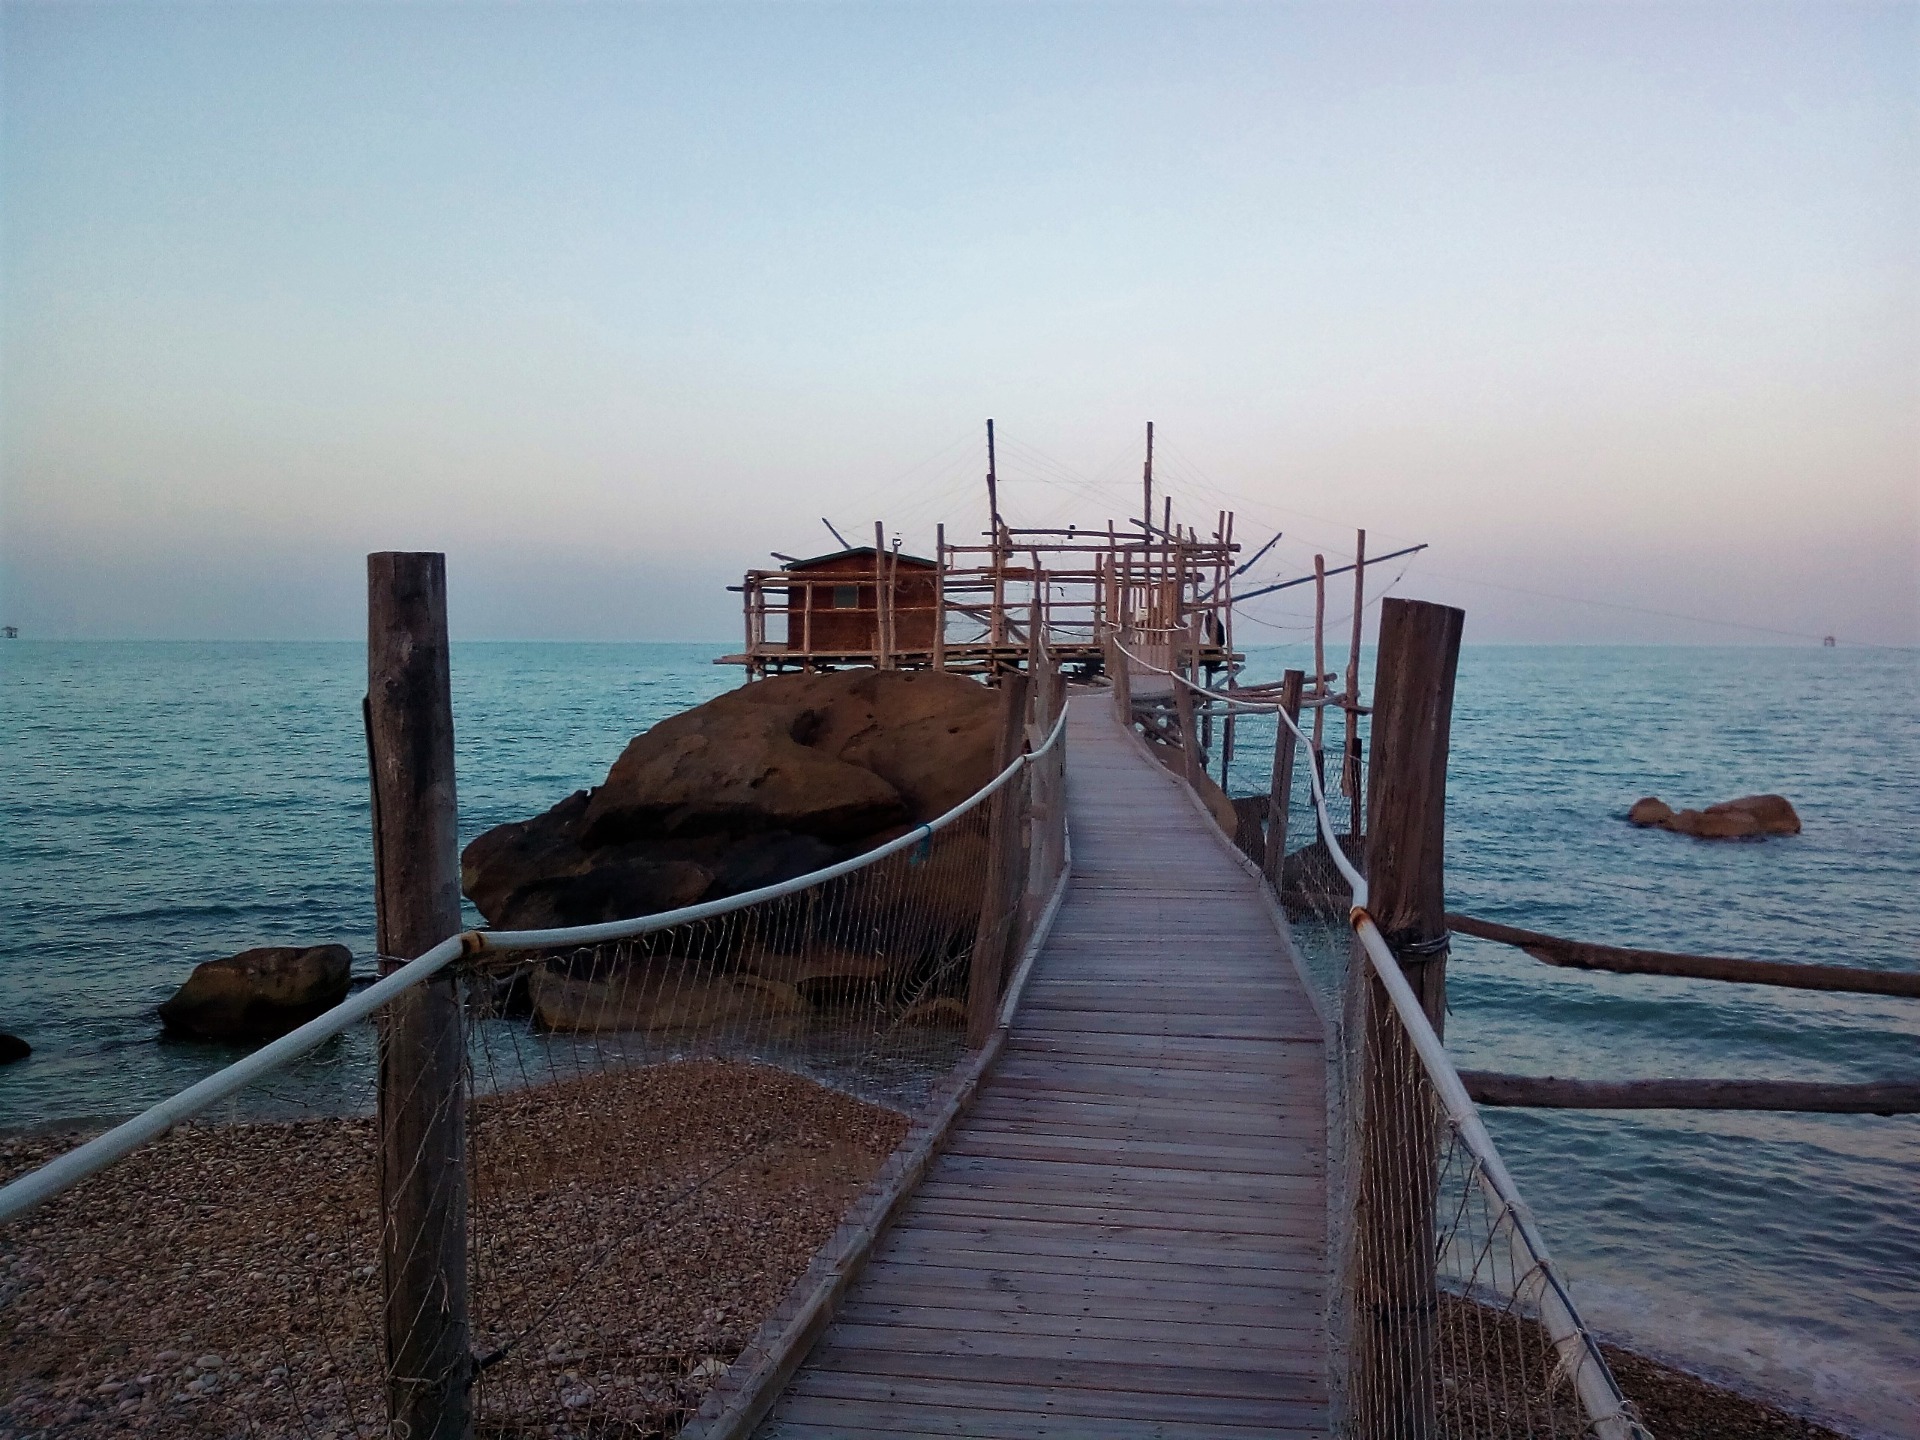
[{"xmin": 2, "ymin": 641, "xmax": 1915, "ymax": 1435}]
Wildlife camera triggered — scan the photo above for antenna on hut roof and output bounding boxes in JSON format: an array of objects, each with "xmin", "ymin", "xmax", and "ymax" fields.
[{"xmin": 821, "ymin": 517, "xmax": 851, "ymax": 550}]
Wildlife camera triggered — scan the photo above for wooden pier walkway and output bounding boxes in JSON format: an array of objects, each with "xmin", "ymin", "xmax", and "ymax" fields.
[{"xmin": 757, "ymin": 695, "xmax": 1331, "ymax": 1438}]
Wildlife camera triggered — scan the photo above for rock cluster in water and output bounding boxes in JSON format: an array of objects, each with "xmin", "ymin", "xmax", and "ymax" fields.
[
  {"xmin": 463, "ymin": 669, "xmax": 1000, "ymax": 931},
  {"xmin": 1627, "ymin": 793, "xmax": 1801, "ymax": 839},
  {"xmin": 157, "ymin": 944, "xmax": 352, "ymax": 1040}
]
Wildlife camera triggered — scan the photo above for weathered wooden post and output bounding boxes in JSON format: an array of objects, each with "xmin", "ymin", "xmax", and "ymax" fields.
[
  {"xmin": 967, "ymin": 672, "xmax": 1031, "ymax": 1047},
  {"xmin": 1025, "ymin": 645, "xmax": 1057, "ymax": 920},
  {"xmin": 933, "ymin": 524, "xmax": 947, "ymax": 672},
  {"xmin": 366, "ymin": 552, "xmax": 471, "ymax": 1440},
  {"xmin": 872, "ymin": 521, "xmax": 891, "ymax": 670},
  {"xmin": 1347, "ymin": 597, "xmax": 1464, "ymax": 1440},
  {"xmin": 1170, "ymin": 633, "xmax": 1203, "ymax": 787},
  {"xmin": 1261, "ymin": 669, "xmax": 1305, "ymax": 888}
]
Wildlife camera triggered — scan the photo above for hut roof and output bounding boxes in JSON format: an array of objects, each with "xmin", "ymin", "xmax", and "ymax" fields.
[{"xmin": 782, "ymin": 547, "xmax": 937, "ymax": 571}]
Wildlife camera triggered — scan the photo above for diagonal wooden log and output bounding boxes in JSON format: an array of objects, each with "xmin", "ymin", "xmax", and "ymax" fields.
[
  {"xmin": 1448, "ymin": 913, "xmax": 1920, "ymax": 999},
  {"xmin": 1462, "ymin": 1073, "xmax": 1920, "ymax": 1115}
]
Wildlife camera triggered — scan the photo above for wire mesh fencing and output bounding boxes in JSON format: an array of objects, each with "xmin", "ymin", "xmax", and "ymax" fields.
[
  {"xmin": 1342, "ymin": 967, "xmax": 1645, "ymax": 1440},
  {"xmin": 1123, "ymin": 648, "xmax": 1648, "ymax": 1440},
  {"xmin": 1, "ymin": 696, "xmax": 1070, "ymax": 1440},
  {"xmin": 457, "ymin": 795, "xmax": 1005, "ymax": 1436}
]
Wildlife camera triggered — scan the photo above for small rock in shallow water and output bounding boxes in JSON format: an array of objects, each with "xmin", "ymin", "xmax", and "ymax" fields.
[
  {"xmin": 0, "ymin": 1032, "xmax": 30, "ymax": 1064},
  {"xmin": 1627, "ymin": 793, "xmax": 1800, "ymax": 839},
  {"xmin": 157, "ymin": 945, "xmax": 351, "ymax": 1041}
]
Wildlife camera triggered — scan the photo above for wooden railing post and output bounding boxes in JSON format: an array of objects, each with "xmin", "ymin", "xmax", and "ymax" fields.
[
  {"xmin": 1347, "ymin": 597, "xmax": 1464, "ymax": 1440},
  {"xmin": 1261, "ymin": 669, "xmax": 1305, "ymax": 887},
  {"xmin": 968, "ymin": 672, "xmax": 1031, "ymax": 1047},
  {"xmin": 1170, "ymin": 636, "xmax": 1203, "ymax": 787},
  {"xmin": 366, "ymin": 552, "xmax": 472, "ymax": 1440},
  {"xmin": 1025, "ymin": 644, "xmax": 1065, "ymax": 909}
]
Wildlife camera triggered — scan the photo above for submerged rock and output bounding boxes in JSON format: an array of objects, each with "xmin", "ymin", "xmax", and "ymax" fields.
[
  {"xmin": 158, "ymin": 945, "xmax": 352, "ymax": 1041},
  {"xmin": 462, "ymin": 669, "xmax": 1001, "ymax": 932},
  {"xmin": 1627, "ymin": 793, "xmax": 1801, "ymax": 839}
]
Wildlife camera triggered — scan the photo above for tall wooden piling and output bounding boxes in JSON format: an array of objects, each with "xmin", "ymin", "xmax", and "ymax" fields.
[
  {"xmin": 366, "ymin": 552, "xmax": 471, "ymax": 1440},
  {"xmin": 1347, "ymin": 597, "xmax": 1464, "ymax": 1440},
  {"xmin": 1261, "ymin": 669, "xmax": 1305, "ymax": 887},
  {"xmin": 968, "ymin": 672, "xmax": 1032, "ymax": 1047}
]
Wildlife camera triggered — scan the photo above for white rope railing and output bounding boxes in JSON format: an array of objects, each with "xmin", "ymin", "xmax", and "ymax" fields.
[
  {"xmin": 1111, "ymin": 631, "xmax": 1647, "ymax": 1440},
  {"xmin": 0, "ymin": 707, "xmax": 1069, "ymax": 1226}
]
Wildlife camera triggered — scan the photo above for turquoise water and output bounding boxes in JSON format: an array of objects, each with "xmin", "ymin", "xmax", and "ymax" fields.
[
  {"xmin": 2, "ymin": 641, "xmax": 1915, "ymax": 1434},
  {"xmin": 1225, "ymin": 643, "xmax": 1920, "ymax": 1439}
]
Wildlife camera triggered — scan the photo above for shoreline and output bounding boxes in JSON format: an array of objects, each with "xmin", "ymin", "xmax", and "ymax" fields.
[{"xmin": 2, "ymin": 1059, "xmax": 1871, "ymax": 1440}]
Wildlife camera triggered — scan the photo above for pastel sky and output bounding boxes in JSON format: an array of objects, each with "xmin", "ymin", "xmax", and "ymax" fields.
[{"xmin": 2, "ymin": 1, "xmax": 1914, "ymax": 643}]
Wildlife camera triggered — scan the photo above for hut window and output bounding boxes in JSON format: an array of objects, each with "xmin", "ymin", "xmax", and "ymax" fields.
[{"xmin": 832, "ymin": 585, "xmax": 858, "ymax": 609}]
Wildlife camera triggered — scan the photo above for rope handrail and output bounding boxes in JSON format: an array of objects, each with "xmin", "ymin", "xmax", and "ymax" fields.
[
  {"xmin": 1112, "ymin": 629, "xmax": 1646, "ymax": 1440},
  {"xmin": 1111, "ymin": 634, "xmax": 1340, "ymax": 713},
  {"xmin": 0, "ymin": 704, "xmax": 1070, "ymax": 1226}
]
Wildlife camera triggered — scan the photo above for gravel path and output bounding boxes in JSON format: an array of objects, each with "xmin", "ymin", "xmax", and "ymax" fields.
[{"xmin": 0, "ymin": 1059, "xmax": 906, "ymax": 1439}]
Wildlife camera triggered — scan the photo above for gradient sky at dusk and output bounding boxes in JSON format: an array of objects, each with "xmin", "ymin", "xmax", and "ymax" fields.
[{"xmin": 3, "ymin": 2, "xmax": 1914, "ymax": 643}]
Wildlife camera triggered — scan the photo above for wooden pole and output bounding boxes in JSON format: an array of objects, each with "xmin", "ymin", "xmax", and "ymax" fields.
[
  {"xmin": 1347, "ymin": 597, "xmax": 1464, "ymax": 1440},
  {"xmin": 1025, "ymin": 642, "xmax": 1058, "ymax": 916},
  {"xmin": 1141, "ymin": 421, "xmax": 1154, "ymax": 561},
  {"xmin": 968, "ymin": 673, "xmax": 1031, "ymax": 1047},
  {"xmin": 1344, "ymin": 528, "xmax": 1366, "ymax": 810},
  {"xmin": 1160, "ymin": 498, "xmax": 1173, "ymax": 624},
  {"xmin": 743, "ymin": 576, "xmax": 757, "ymax": 681},
  {"xmin": 988, "ymin": 421, "xmax": 1006, "ymax": 651},
  {"xmin": 800, "ymin": 575, "xmax": 813, "ymax": 668},
  {"xmin": 1311, "ymin": 553, "xmax": 1328, "ymax": 780},
  {"xmin": 1211, "ymin": 515, "xmax": 1231, "ymax": 781},
  {"xmin": 889, "ymin": 540, "xmax": 901, "ymax": 663},
  {"xmin": 1032, "ymin": 547, "xmax": 1047, "ymax": 660},
  {"xmin": 872, "ymin": 522, "xmax": 890, "ymax": 669},
  {"xmin": 1170, "ymin": 626, "xmax": 1203, "ymax": 787},
  {"xmin": 933, "ymin": 524, "xmax": 947, "ymax": 672},
  {"xmin": 1261, "ymin": 669, "xmax": 1305, "ymax": 887},
  {"xmin": 1462, "ymin": 1073, "xmax": 1920, "ymax": 1114},
  {"xmin": 366, "ymin": 552, "xmax": 471, "ymax": 1440},
  {"xmin": 1447, "ymin": 913, "xmax": 1920, "ymax": 997},
  {"xmin": 1221, "ymin": 506, "xmax": 1237, "ymax": 673}
]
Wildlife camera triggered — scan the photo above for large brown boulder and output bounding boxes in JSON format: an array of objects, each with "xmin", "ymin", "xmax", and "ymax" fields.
[
  {"xmin": 462, "ymin": 670, "xmax": 1001, "ymax": 932},
  {"xmin": 1627, "ymin": 794, "xmax": 1801, "ymax": 839},
  {"xmin": 158, "ymin": 945, "xmax": 352, "ymax": 1041}
]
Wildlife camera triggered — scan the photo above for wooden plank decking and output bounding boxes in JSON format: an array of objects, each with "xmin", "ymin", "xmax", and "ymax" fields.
[{"xmin": 756, "ymin": 694, "xmax": 1331, "ymax": 1439}]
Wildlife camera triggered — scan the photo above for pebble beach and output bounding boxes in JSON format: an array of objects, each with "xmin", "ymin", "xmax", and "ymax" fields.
[{"xmin": 0, "ymin": 1059, "xmax": 907, "ymax": 1438}]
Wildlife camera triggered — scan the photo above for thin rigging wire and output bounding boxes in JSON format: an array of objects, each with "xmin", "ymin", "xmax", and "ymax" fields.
[{"xmin": 1413, "ymin": 563, "xmax": 1872, "ymax": 645}]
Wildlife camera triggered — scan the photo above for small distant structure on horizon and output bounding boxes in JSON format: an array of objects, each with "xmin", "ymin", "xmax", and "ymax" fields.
[
  {"xmin": 1, "ymin": 626, "xmax": 17, "ymax": 640},
  {"xmin": 1823, "ymin": 634, "xmax": 1836, "ymax": 647}
]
